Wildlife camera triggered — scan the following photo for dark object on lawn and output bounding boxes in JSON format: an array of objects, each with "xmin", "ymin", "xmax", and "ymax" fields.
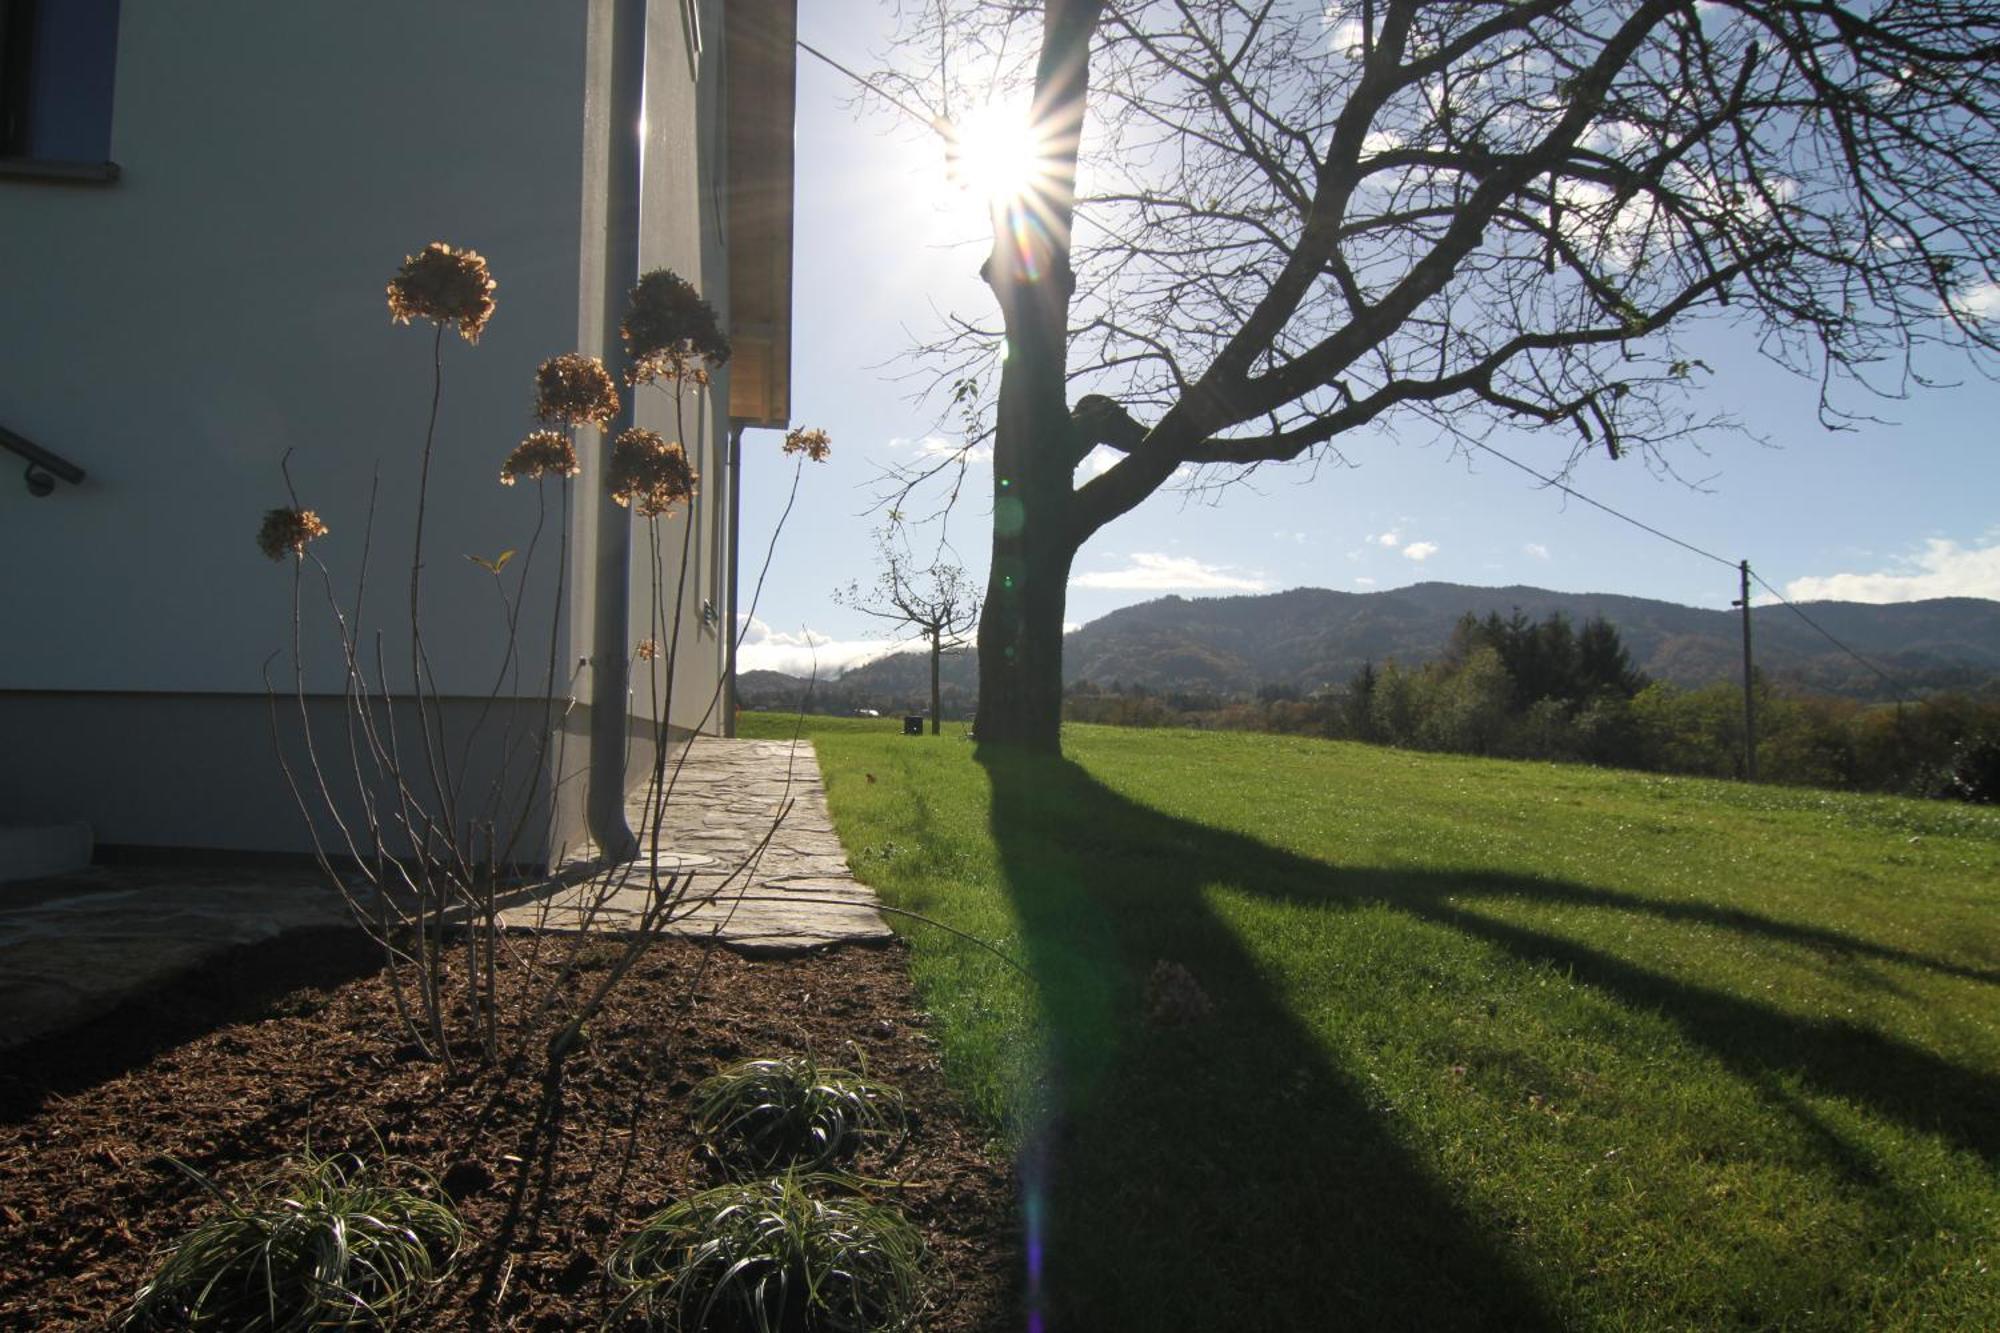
[
  {"xmin": 1145, "ymin": 960, "xmax": 1214, "ymax": 1028},
  {"xmin": 607, "ymin": 1174, "xmax": 923, "ymax": 1332},
  {"xmin": 127, "ymin": 1148, "xmax": 463, "ymax": 1331},
  {"xmin": 691, "ymin": 1054, "xmax": 910, "ymax": 1176},
  {"xmin": 903, "ymin": 715, "xmax": 924, "ymax": 736}
]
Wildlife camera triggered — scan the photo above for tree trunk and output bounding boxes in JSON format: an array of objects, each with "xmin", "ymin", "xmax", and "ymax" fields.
[
  {"xmin": 929, "ymin": 633, "xmax": 942, "ymax": 735},
  {"xmin": 971, "ymin": 0, "xmax": 1100, "ymax": 754}
]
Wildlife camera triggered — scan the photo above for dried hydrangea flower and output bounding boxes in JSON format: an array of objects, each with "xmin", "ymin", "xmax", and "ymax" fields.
[
  {"xmin": 781, "ymin": 427, "xmax": 832, "ymax": 462},
  {"xmin": 636, "ymin": 352, "xmax": 712, "ymax": 388},
  {"xmin": 535, "ymin": 353, "xmax": 620, "ymax": 429},
  {"xmin": 257, "ymin": 507, "xmax": 329, "ymax": 561},
  {"xmin": 500, "ymin": 430, "xmax": 580, "ymax": 485},
  {"xmin": 386, "ymin": 242, "xmax": 496, "ymax": 343},
  {"xmin": 635, "ymin": 638, "xmax": 659, "ymax": 662},
  {"xmin": 622, "ymin": 269, "xmax": 730, "ymax": 385},
  {"xmin": 608, "ymin": 427, "xmax": 697, "ymax": 518}
]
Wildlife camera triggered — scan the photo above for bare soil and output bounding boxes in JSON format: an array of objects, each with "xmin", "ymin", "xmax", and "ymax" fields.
[{"xmin": 0, "ymin": 927, "xmax": 1016, "ymax": 1330}]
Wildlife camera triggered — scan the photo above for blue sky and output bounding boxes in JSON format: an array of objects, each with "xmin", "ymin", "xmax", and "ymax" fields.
[{"xmin": 737, "ymin": 7, "xmax": 2000, "ymax": 676}]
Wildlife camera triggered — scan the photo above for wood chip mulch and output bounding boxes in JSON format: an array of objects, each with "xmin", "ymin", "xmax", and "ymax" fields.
[{"xmin": 0, "ymin": 927, "xmax": 1017, "ymax": 1330}]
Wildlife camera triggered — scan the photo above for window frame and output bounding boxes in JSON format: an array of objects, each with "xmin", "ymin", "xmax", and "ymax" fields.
[{"xmin": 0, "ymin": 0, "xmax": 122, "ymax": 184}]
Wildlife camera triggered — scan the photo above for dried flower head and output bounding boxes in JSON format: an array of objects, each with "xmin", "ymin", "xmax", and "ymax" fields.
[
  {"xmin": 608, "ymin": 428, "xmax": 697, "ymax": 518},
  {"xmin": 781, "ymin": 427, "xmax": 832, "ymax": 462},
  {"xmin": 257, "ymin": 507, "xmax": 329, "ymax": 561},
  {"xmin": 635, "ymin": 638, "xmax": 659, "ymax": 662},
  {"xmin": 535, "ymin": 353, "xmax": 620, "ymax": 429},
  {"xmin": 636, "ymin": 353, "xmax": 712, "ymax": 388},
  {"xmin": 386, "ymin": 243, "xmax": 496, "ymax": 343},
  {"xmin": 622, "ymin": 270, "xmax": 730, "ymax": 385},
  {"xmin": 500, "ymin": 430, "xmax": 580, "ymax": 485}
]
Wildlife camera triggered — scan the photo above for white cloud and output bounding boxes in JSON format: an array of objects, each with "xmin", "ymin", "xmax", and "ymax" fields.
[
  {"xmin": 1353, "ymin": 576, "xmax": 1377, "ymax": 588},
  {"xmin": 1375, "ymin": 531, "xmax": 1401, "ymax": 548},
  {"xmin": 1948, "ymin": 280, "xmax": 2000, "ymax": 321},
  {"xmin": 1080, "ymin": 447, "xmax": 1120, "ymax": 478},
  {"xmin": 735, "ymin": 616, "xmax": 920, "ymax": 677},
  {"xmin": 1062, "ymin": 621, "xmax": 1082, "ymax": 634},
  {"xmin": 1784, "ymin": 538, "xmax": 2000, "ymax": 604},
  {"xmin": 1524, "ymin": 542, "xmax": 1551, "ymax": 560},
  {"xmin": 1072, "ymin": 552, "xmax": 1271, "ymax": 592},
  {"xmin": 1402, "ymin": 541, "xmax": 1440, "ymax": 562},
  {"xmin": 915, "ymin": 435, "xmax": 992, "ymax": 465}
]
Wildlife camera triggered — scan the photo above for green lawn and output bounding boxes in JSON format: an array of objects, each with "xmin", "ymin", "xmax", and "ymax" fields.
[{"xmin": 741, "ymin": 714, "xmax": 2000, "ymax": 1330}]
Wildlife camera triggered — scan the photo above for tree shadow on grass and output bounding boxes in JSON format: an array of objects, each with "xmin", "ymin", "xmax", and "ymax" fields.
[{"xmin": 977, "ymin": 747, "xmax": 1999, "ymax": 1330}]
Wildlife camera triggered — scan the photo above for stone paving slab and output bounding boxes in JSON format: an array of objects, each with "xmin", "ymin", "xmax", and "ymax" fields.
[
  {"xmin": 502, "ymin": 737, "xmax": 892, "ymax": 954},
  {"xmin": 0, "ymin": 739, "xmax": 883, "ymax": 1050},
  {"xmin": 0, "ymin": 866, "xmax": 349, "ymax": 1049}
]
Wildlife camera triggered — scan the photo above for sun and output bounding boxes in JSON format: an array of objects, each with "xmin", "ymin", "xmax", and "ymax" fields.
[{"xmin": 942, "ymin": 102, "xmax": 1048, "ymax": 207}]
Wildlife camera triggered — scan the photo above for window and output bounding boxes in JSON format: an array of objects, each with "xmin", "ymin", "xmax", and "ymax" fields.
[{"xmin": 1, "ymin": 0, "xmax": 121, "ymax": 167}]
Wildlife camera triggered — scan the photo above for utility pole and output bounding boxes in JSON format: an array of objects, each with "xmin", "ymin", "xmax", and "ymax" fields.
[{"xmin": 1734, "ymin": 559, "xmax": 1757, "ymax": 781}]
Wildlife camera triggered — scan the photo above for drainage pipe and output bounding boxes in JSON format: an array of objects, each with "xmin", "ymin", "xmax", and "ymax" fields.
[{"xmin": 584, "ymin": 0, "xmax": 647, "ymax": 862}]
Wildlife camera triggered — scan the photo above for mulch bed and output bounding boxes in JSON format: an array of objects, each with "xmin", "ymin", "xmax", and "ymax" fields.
[{"xmin": 0, "ymin": 927, "xmax": 1016, "ymax": 1330}]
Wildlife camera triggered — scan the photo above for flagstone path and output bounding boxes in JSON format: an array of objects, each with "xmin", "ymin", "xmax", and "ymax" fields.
[
  {"xmin": 0, "ymin": 738, "xmax": 885, "ymax": 1049},
  {"xmin": 508, "ymin": 736, "xmax": 892, "ymax": 952}
]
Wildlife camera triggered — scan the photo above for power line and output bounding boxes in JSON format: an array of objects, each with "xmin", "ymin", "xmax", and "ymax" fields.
[
  {"xmin": 1748, "ymin": 571, "xmax": 1906, "ymax": 696},
  {"xmin": 1467, "ymin": 439, "xmax": 1908, "ymax": 698},
  {"xmin": 1464, "ymin": 439, "xmax": 1739, "ymax": 570},
  {"xmin": 797, "ymin": 39, "xmax": 937, "ymax": 127}
]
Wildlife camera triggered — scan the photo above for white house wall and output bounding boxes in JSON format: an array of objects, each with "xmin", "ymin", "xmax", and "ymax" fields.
[
  {"xmin": 0, "ymin": 1, "xmax": 728, "ymax": 856},
  {"xmin": 623, "ymin": 0, "xmax": 734, "ymax": 746}
]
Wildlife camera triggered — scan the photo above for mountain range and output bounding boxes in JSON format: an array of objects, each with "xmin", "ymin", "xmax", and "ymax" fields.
[{"xmin": 737, "ymin": 582, "xmax": 2000, "ymax": 712}]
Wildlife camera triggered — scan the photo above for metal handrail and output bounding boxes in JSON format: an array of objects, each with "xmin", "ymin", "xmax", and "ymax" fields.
[{"xmin": 0, "ymin": 423, "xmax": 85, "ymax": 496}]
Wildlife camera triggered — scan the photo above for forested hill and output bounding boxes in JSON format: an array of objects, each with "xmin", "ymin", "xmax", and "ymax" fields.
[
  {"xmin": 1059, "ymin": 583, "xmax": 2000, "ymax": 699},
  {"xmin": 749, "ymin": 583, "xmax": 2000, "ymax": 710}
]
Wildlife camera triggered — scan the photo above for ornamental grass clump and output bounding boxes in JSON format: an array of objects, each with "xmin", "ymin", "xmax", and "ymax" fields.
[
  {"xmin": 127, "ymin": 1149, "xmax": 463, "ymax": 1332},
  {"xmin": 691, "ymin": 1055, "xmax": 910, "ymax": 1176},
  {"xmin": 606, "ymin": 1174, "xmax": 923, "ymax": 1333}
]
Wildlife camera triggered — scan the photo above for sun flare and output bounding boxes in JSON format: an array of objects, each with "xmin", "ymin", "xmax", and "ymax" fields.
[{"xmin": 943, "ymin": 103, "xmax": 1048, "ymax": 206}]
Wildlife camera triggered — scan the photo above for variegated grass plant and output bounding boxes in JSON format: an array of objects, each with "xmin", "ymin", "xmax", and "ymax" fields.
[
  {"xmin": 127, "ymin": 1149, "xmax": 463, "ymax": 1332},
  {"xmin": 605, "ymin": 1174, "xmax": 923, "ymax": 1333},
  {"xmin": 691, "ymin": 1054, "xmax": 910, "ymax": 1177}
]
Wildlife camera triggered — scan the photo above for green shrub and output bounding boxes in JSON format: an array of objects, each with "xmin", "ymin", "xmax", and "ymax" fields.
[
  {"xmin": 127, "ymin": 1149, "xmax": 463, "ymax": 1331},
  {"xmin": 606, "ymin": 1174, "xmax": 923, "ymax": 1332},
  {"xmin": 691, "ymin": 1055, "xmax": 909, "ymax": 1176}
]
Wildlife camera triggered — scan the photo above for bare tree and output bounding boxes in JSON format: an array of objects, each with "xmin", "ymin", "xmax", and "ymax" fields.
[
  {"xmin": 836, "ymin": 528, "xmax": 982, "ymax": 733},
  {"xmin": 873, "ymin": 0, "xmax": 2000, "ymax": 753}
]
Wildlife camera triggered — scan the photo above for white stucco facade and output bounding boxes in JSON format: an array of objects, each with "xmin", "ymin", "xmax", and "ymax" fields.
[{"xmin": 0, "ymin": 0, "xmax": 790, "ymax": 860}]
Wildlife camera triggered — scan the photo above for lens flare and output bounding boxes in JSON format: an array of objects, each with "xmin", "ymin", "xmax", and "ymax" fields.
[{"xmin": 945, "ymin": 102, "xmax": 1049, "ymax": 207}]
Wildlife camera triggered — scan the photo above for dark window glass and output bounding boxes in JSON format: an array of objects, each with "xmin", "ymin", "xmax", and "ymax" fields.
[{"xmin": 1, "ymin": 0, "xmax": 120, "ymax": 162}]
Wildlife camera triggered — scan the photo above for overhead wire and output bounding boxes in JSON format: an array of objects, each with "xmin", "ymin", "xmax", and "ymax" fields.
[
  {"xmin": 1748, "ymin": 571, "xmax": 1906, "ymax": 695},
  {"xmin": 1463, "ymin": 439, "xmax": 1739, "ymax": 570},
  {"xmin": 1465, "ymin": 440, "xmax": 1907, "ymax": 697},
  {"xmin": 796, "ymin": 38, "xmax": 936, "ymax": 126}
]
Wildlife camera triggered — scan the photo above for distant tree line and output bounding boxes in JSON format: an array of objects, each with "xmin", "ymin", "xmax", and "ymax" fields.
[{"xmin": 1065, "ymin": 610, "xmax": 2000, "ymax": 803}]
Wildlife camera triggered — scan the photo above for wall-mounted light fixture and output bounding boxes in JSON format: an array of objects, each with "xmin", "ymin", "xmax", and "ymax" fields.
[{"xmin": 1, "ymin": 425, "xmax": 86, "ymax": 497}]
